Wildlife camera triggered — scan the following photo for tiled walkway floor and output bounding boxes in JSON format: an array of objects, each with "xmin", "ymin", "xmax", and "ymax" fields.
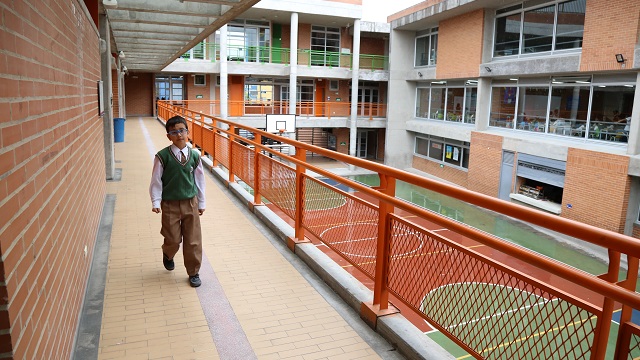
[{"xmin": 97, "ymin": 117, "xmax": 400, "ymax": 360}]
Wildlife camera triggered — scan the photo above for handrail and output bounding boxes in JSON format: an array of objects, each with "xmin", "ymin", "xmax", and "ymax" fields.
[
  {"xmin": 165, "ymin": 100, "xmax": 386, "ymax": 119},
  {"xmin": 179, "ymin": 42, "xmax": 387, "ymax": 69},
  {"xmin": 158, "ymin": 100, "xmax": 640, "ymax": 359}
]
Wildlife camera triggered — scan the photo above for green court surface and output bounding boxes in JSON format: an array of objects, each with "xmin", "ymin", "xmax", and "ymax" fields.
[{"xmin": 419, "ymin": 283, "xmax": 615, "ymax": 359}]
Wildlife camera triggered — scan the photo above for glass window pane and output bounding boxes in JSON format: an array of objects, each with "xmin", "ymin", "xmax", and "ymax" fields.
[
  {"xmin": 446, "ymin": 88, "xmax": 465, "ymax": 122},
  {"xmin": 550, "ymin": 85, "xmax": 590, "ymax": 137},
  {"xmin": 415, "ymin": 137, "xmax": 428, "ymax": 156},
  {"xmin": 589, "ymin": 85, "xmax": 635, "ymax": 143},
  {"xmin": 415, "ymin": 37, "xmax": 428, "ymax": 66},
  {"xmin": 417, "ymin": 88, "xmax": 429, "ymax": 117},
  {"xmin": 522, "ymin": 5, "xmax": 555, "ymax": 54},
  {"xmin": 443, "ymin": 144, "xmax": 462, "ymax": 166},
  {"xmin": 430, "ymin": 88, "xmax": 445, "ymax": 120},
  {"xmin": 462, "ymin": 148, "xmax": 470, "ymax": 169},
  {"xmin": 428, "ymin": 140, "xmax": 444, "ymax": 160},
  {"xmin": 494, "ymin": 13, "xmax": 521, "ymax": 57},
  {"xmin": 429, "ymin": 34, "xmax": 437, "ymax": 65},
  {"xmin": 516, "ymin": 86, "xmax": 549, "ymax": 132},
  {"xmin": 555, "ymin": 0, "xmax": 585, "ymax": 50},
  {"xmin": 490, "ymin": 87, "xmax": 517, "ymax": 128},
  {"xmin": 464, "ymin": 87, "xmax": 477, "ymax": 124}
]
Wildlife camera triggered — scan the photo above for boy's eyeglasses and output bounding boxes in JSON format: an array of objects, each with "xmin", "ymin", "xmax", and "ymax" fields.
[{"xmin": 167, "ymin": 128, "xmax": 188, "ymax": 136}]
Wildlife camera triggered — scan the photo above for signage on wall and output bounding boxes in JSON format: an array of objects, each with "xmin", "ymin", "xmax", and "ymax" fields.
[
  {"xmin": 196, "ymin": 94, "xmax": 203, "ymax": 99},
  {"xmin": 340, "ymin": 141, "xmax": 346, "ymax": 146}
]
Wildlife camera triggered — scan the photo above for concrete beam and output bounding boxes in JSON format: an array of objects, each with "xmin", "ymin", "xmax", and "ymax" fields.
[
  {"xmin": 115, "ymin": 0, "xmax": 223, "ymax": 16},
  {"xmin": 107, "ymin": 10, "xmax": 215, "ymax": 27},
  {"xmin": 113, "ymin": 31, "xmax": 195, "ymax": 41},
  {"xmin": 110, "ymin": 22, "xmax": 202, "ymax": 35}
]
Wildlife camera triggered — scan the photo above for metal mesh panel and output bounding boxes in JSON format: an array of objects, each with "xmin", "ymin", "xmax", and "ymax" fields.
[
  {"xmin": 388, "ymin": 215, "xmax": 597, "ymax": 359},
  {"xmin": 215, "ymin": 133, "xmax": 229, "ymax": 168},
  {"xmin": 258, "ymin": 153, "xmax": 296, "ymax": 219},
  {"xmin": 202, "ymin": 129, "xmax": 214, "ymax": 156},
  {"xmin": 625, "ymin": 323, "xmax": 640, "ymax": 359},
  {"xmin": 302, "ymin": 176, "xmax": 379, "ymax": 279},
  {"xmin": 231, "ymin": 142, "xmax": 254, "ymax": 185}
]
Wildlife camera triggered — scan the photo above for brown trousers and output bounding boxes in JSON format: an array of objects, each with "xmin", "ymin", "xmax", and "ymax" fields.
[{"xmin": 160, "ymin": 196, "xmax": 202, "ymax": 276}]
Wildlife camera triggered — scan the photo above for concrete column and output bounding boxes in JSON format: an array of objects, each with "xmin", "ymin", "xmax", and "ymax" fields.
[
  {"xmin": 627, "ymin": 71, "xmax": 640, "ymax": 155},
  {"xmin": 220, "ymin": 25, "xmax": 229, "ymax": 125},
  {"xmin": 99, "ymin": 14, "xmax": 115, "ymax": 180},
  {"xmin": 289, "ymin": 13, "xmax": 298, "ymax": 115},
  {"xmin": 475, "ymin": 77, "xmax": 491, "ymax": 131},
  {"xmin": 384, "ymin": 29, "xmax": 416, "ymax": 168},
  {"xmin": 349, "ymin": 19, "xmax": 361, "ymax": 159}
]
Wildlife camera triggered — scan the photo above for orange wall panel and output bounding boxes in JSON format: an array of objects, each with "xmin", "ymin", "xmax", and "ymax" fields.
[
  {"xmin": 437, "ymin": 9, "xmax": 484, "ymax": 79},
  {"xmin": 562, "ymin": 148, "xmax": 630, "ymax": 232},
  {"xmin": 580, "ymin": 0, "xmax": 640, "ymax": 71},
  {"xmin": 467, "ymin": 132, "xmax": 503, "ymax": 197}
]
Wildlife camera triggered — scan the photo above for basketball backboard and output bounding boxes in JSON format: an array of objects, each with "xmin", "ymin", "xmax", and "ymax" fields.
[{"xmin": 266, "ymin": 114, "xmax": 296, "ymax": 134}]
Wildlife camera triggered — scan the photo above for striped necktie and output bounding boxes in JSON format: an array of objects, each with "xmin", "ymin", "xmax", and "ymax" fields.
[{"xmin": 180, "ymin": 150, "xmax": 186, "ymax": 164}]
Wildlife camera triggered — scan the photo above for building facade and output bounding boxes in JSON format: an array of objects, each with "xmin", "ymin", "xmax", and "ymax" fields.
[{"xmin": 385, "ymin": 0, "xmax": 640, "ymax": 236}]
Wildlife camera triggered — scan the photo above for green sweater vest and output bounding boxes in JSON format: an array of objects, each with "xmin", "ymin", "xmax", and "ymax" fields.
[{"xmin": 156, "ymin": 146, "xmax": 200, "ymax": 201}]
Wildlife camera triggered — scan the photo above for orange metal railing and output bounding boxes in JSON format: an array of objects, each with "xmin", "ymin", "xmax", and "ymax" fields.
[
  {"xmin": 162, "ymin": 99, "xmax": 387, "ymax": 120},
  {"xmin": 158, "ymin": 100, "xmax": 640, "ymax": 359}
]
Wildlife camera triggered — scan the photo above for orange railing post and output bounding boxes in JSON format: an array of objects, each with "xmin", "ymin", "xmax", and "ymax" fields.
[
  {"xmin": 372, "ymin": 174, "xmax": 395, "ymax": 309},
  {"xmin": 228, "ymin": 124, "xmax": 235, "ymax": 183},
  {"xmin": 294, "ymin": 147, "xmax": 306, "ymax": 243},
  {"xmin": 253, "ymin": 133, "xmax": 262, "ymax": 206}
]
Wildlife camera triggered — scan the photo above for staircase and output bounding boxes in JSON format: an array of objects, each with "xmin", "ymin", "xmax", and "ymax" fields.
[{"xmin": 297, "ymin": 128, "xmax": 329, "ymax": 155}]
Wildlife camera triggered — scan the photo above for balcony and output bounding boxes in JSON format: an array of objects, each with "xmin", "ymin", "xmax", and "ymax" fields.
[{"xmin": 179, "ymin": 43, "xmax": 388, "ymax": 70}]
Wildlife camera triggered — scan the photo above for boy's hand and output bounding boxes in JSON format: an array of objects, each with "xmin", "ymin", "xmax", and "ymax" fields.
[
  {"xmin": 152, "ymin": 208, "xmax": 161, "ymax": 213},
  {"xmin": 199, "ymin": 209, "xmax": 205, "ymax": 215}
]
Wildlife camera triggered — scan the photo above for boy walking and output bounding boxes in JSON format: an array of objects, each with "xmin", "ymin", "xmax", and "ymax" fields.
[{"xmin": 150, "ymin": 116, "xmax": 205, "ymax": 287}]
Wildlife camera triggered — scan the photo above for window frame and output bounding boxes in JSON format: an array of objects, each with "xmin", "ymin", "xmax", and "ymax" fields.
[
  {"xmin": 414, "ymin": 27, "xmax": 438, "ymax": 67},
  {"xmin": 414, "ymin": 135, "xmax": 470, "ymax": 170},
  {"xmin": 492, "ymin": 0, "xmax": 585, "ymax": 59},
  {"xmin": 194, "ymin": 74, "xmax": 206, "ymax": 86}
]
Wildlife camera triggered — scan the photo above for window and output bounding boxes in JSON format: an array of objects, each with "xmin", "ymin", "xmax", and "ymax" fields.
[
  {"xmin": 415, "ymin": 80, "xmax": 478, "ymax": 123},
  {"xmin": 329, "ymin": 80, "xmax": 339, "ymax": 91},
  {"xmin": 414, "ymin": 135, "xmax": 470, "ymax": 169},
  {"xmin": 226, "ymin": 19, "xmax": 271, "ymax": 63},
  {"xmin": 311, "ymin": 25, "xmax": 340, "ymax": 67},
  {"xmin": 194, "ymin": 74, "xmax": 206, "ymax": 86},
  {"xmin": 488, "ymin": 76, "xmax": 634, "ymax": 143},
  {"xmin": 415, "ymin": 28, "xmax": 438, "ymax": 66},
  {"xmin": 493, "ymin": 0, "xmax": 585, "ymax": 57}
]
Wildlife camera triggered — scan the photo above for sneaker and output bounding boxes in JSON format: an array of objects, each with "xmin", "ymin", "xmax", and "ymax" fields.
[
  {"xmin": 189, "ymin": 274, "xmax": 201, "ymax": 288},
  {"xmin": 162, "ymin": 253, "xmax": 175, "ymax": 271}
]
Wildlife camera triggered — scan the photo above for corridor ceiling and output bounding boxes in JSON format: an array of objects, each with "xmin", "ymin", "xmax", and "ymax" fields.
[{"xmin": 102, "ymin": 0, "xmax": 261, "ymax": 72}]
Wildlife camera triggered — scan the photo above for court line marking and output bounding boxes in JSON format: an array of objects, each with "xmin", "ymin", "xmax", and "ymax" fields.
[
  {"xmin": 446, "ymin": 298, "xmax": 560, "ymax": 330},
  {"xmin": 455, "ymin": 314, "xmax": 599, "ymax": 359},
  {"xmin": 318, "ymin": 223, "xmax": 424, "ymax": 258},
  {"xmin": 342, "ymin": 244, "xmax": 485, "ymax": 268}
]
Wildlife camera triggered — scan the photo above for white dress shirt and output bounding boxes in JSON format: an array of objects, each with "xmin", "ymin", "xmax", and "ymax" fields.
[{"xmin": 149, "ymin": 144, "xmax": 205, "ymax": 209}]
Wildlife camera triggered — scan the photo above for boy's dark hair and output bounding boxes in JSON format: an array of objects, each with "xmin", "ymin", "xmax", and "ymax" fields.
[{"xmin": 166, "ymin": 116, "xmax": 187, "ymax": 132}]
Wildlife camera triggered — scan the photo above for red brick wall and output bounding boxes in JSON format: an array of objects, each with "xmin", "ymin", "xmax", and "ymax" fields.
[
  {"xmin": 580, "ymin": 0, "xmax": 640, "ymax": 71},
  {"xmin": 298, "ymin": 23, "xmax": 311, "ymax": 49},
  {"xmin": 437, "ymin": 9, "xmax": 484, "ymax": 79},
  {"xmin": 0, "ymin": 0, "xmax": 105, "ymax": 358},
  {"xmin": 185, "ymin": 74, "xmax": 212, "ymax": 115},
  {"xmin": 124, "ymin": 72, "xmax": 153, "ymax": 116},
  {"xmin": 111, "ymin": 68, "xmax": 119, "ymax": 117},
  {"xmin": 467, "ymin": 132, "xmax": 503, "ymax": 197},
  {"xmin": 333, "ymin": 128, "xmax": 350, "ymax": 155},
  {"xmin": 360, "ymin": 37, "xmax": 385, "ymax": 56},
  {"xmin": 562, "ymin": 148, "xmax": 630, "ymax": 232},
  {"xmin": 412, "ymin": 157, "xmax": 468, "ymax": 187}
]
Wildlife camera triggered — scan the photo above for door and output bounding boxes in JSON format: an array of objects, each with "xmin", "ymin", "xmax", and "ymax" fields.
[
  {"xmin": 498, "ymin": 151, "xmax": 515, "ymax": 200},
  {"xmin": 314, "ymin": 81, "xmax": 325, "ymax": 116},
  {"xmin": 229, "ymin": 75, "xmax": 244, "ymax": 116},
  {"xmin": 356, "ymin": 130, "xmax": 368, "ymax": 158}
]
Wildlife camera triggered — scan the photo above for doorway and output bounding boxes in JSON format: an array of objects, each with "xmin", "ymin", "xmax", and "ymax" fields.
[{"xmin": 357, "ymin": 129, "xmax": 378, "ymax": 159}]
